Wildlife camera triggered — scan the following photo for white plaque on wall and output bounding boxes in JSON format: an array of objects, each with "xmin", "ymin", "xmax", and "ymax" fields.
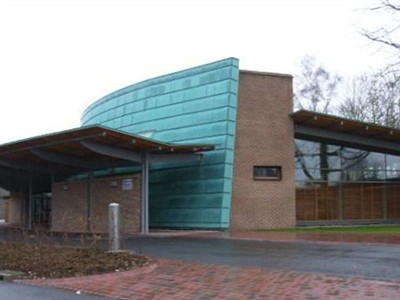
[{"xmin": 122, "ymin": 179, "xmax": 133, "ymax": 190}]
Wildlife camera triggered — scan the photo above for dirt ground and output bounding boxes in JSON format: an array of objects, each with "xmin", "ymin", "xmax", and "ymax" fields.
[{"xmin": 0, "ymin": 242, "xmax": 149, "ymax": 279}]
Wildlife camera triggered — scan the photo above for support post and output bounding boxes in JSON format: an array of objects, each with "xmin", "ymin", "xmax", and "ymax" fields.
[
  {"xmin": 27, "ymin": 176, "xmax": 33, "ymax": 230},
  {"xmin": 338, "ymin": 181, "xmax": 343, "ymax": 221},
  {"xmin": 87, "ymin": 173, "xmax": 93, "ymax": 232},
  {"xmin": 141, "ymin": 152, "xmax": 149, "ymax": 234},
  {"xmin": 383, "ymin": 155, "xmax": 388, "ymax": 221},
  {"xmin": 108, "ymin": 203, "xmax": 120, "ymax": 252},
  {"xmin": 338, "ymin": 150, "xmax": 343, "ymax": 221},
  {"xmin": 19, "ymin": 184, "xmax": 24, "ymax": 227}
]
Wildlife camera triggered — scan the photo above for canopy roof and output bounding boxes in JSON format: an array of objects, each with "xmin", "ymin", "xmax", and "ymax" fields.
[
  {"xmin": 0, "ymin": 125, "xmax": 214, "ymax": 191},
  {"xmin": 291, "ymin": 110, "xmax": 400, "ymax": 155}
]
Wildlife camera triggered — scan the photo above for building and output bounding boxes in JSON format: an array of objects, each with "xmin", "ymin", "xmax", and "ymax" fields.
[
  {"xmin": 0, "ymin": 58, "xmax": 399, "ymax": 233},
  {"xmin": 0, "ymin": 187, "xmax": 10, "ymax": 222}
]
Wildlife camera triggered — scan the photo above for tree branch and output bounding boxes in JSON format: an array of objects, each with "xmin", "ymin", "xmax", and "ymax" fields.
[
  {"xmin": 369, "ymin": 0, "xmax": 400, "ymax": 11},
  {"xmin": 363, "ymin": 31, "xmax": 400, "ymax": 49}
]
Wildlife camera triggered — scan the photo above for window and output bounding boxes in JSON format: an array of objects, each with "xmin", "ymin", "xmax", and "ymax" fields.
[{"xmin": 253, "ymin": 166, "xmax": 282, "ymax": 180}]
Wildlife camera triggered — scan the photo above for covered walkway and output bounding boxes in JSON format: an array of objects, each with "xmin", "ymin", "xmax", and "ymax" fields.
[
  {"xmin": 0, "ymin": 126, "xmax": 213, "ymax": 234},
  {"xmin": 291, "ymin": 110, "xmax": 400, "ymax": 156}
]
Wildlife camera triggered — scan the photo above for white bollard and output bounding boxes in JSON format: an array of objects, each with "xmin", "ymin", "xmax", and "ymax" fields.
[{"xmin": 108, "ymin": 203, "xmax": 120, "ymax": 252}]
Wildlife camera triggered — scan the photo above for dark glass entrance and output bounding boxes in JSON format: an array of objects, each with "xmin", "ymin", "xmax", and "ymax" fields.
[{"xmin": 32, "ymin": 193, "xmax": 51, "ymax": 228}]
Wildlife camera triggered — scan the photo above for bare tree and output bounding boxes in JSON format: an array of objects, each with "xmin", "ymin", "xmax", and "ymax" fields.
[
  {"xmin": 339, "ymin": 73, "xmax": 400, "ymax": 128},
  {"xmin": 294, "ymin": 56, "xmax": 342, "ymax": 181},
  {"xmin": 362, "ymin": 0, "xmax": 400, "ymax": 50},
  {"xmin": 362, "ymin": 0, "xmax": 400, "ymax": 78},
  {"xmin": 295, "ymin": 1, "xmax": 400, "ymax": 182},
  {"xmin": 339, "ymin": 1, "xmax": 400, "ymax": 128},
  {"xmin": 294, "ymin": 55, "xmax": 342, "ymax": 113}
]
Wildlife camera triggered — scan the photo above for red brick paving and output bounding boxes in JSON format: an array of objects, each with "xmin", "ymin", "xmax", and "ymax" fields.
[{"xmin": 21, "ymin": 258, "xmax": 400, "ymax": 300}]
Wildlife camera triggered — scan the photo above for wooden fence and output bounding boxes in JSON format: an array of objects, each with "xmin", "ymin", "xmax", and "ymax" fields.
[{"xmin": 296, "ymin": 182, "xmax": 400, "ymax": 221}]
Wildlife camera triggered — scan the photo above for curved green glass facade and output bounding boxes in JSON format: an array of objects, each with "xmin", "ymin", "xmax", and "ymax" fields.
[{"xmin": 81, "ymin": 58, "xmax": 240, "ymax": 229}]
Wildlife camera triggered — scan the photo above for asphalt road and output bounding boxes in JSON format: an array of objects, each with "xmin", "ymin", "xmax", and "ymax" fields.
[
  {"xmin": 0, "ymin": 282, "xmax": 111, "ymax": 300},
  {"xmin": 125, "ymin": 236, "xmax": 400, "ymax": 280}
]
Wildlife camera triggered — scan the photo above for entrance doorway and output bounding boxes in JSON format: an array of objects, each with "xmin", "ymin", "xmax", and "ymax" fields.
[{"xmin": 32, "ymin": 193, "xmax": 51, "ymax": 229}]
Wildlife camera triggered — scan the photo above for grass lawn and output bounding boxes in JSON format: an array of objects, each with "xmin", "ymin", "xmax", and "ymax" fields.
[{"xmin": 263, "ymin": 225, "xmax": 400, "ymax": 234}]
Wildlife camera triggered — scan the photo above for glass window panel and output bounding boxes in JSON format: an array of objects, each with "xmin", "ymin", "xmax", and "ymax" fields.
[
  {"xmin": 342, "ymin": 169, "xmax": 386, "ymax": 182},
  {"xmin": 296, "ymin": 168, "xmax": 341, "ymax": 182},
  {"xmin": 326, "ymin": 170, "xmax": 341, "ymax": 182},
  {"xmin": 367, "ymin": 152, "xmax": 386, "ymax": 169},
  {"xmin": 386, "ymin": 170, "xmax": 400, "ymax": 181},
  {"xmin": 362, "ymin": 169, "xmax": 386, "ymax": 181},
  {"xmin": 327, "ymin": 145, "xmax": 342, "ymax": 169},
  {"xmin": 296, "ymin": 181, "xmax": 310, "ymax": 188},
  {"xmin": 296, "ymin": 168, "xmax": 320, "ymax": 181},
  {"xmin": 295, "ymin": 140, "xmax": 321, "ymax": 170},
  {"xmin": 253, "ymin": 166, "xmax": 281, "ymax": 180},
  {"xmin": 341, "ymin": 147, "xmax": 370, "ymax": 170},
  {"xmin": 296, "ymin": 140, "xmax": 399, "ymax": 184},
  {"xmin": 296, "ymin": 140, "xmax": 342, "ymax": 171},
  {"xmin": 386, "ymin": 154, "xmax": 400, "ymax": 171}
]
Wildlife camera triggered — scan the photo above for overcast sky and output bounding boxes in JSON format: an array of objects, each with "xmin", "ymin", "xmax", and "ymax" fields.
[{"xmin": 0, "ymin": 0, "xmax": 392, "ymax": 144}]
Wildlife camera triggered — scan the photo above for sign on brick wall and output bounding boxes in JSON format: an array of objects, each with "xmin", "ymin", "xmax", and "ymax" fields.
[{"xmin": 122, "ymin": 179, "xmax": 133, "ymax": 191}]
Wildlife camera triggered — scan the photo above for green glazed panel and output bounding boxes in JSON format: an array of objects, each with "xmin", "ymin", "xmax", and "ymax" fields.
[{"xmin": 81, "ymin": 58, "xmax": 239, "ymax": 229}]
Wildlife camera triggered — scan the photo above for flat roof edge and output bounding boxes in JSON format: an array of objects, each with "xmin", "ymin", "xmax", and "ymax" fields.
[
  {"xmin": 290, "ymin": 110, "xmax": 400, "ymax": 132},
  {"xmin": 239, "ymin": 69, "xmax": 292, "ymax": 78},
  {"xmin": 0, "ymin": 125, "xmax": 216, "ymax": 155}
]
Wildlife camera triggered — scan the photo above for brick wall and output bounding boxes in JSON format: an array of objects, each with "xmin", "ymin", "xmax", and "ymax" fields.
[
  {"xmin": 230, "ymin": 71, "xmax": 296, "ymax": 229},
  {"xmin": 52, "ymin": 174, "xmax": 141, "ymax": 234},
  {"xmin": 5, "ymin": 192, "xmax": 22, "ymax": 225}
]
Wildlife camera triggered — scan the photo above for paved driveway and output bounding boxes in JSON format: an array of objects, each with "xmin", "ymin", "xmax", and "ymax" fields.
[
  {"xmin": 0, "ymin": 282, "xmax": 111, "ymax": 300},
  {"xmin": 124, "ymin": 236, "xmax": 400, "ymax": 280},
  {"xmin": 3, "ymin": 230, "xmax": 400, "ymax": 299}
]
